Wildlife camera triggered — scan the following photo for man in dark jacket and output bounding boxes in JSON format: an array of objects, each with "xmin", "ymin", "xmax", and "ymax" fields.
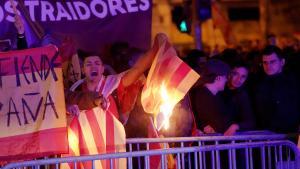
[
  {"xmin": 254, "ymin": 45, "xmax": 300, "ymax": 134},
  {"xmin": 192, "ymin": 59, "xmax": 232, "ymax": 134}
]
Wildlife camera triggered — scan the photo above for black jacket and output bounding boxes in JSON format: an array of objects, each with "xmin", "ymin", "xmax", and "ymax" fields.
[
  {"xmin": 221, "ymin": 87, "xmax": 255, "ymax": 131},
  {"xmin": 192, "ymin": 87, "xmax": 231, "ymax": 133},
  {"xmin": 254, "ymin": 73, "xmax": 300, "ymax": 133}
]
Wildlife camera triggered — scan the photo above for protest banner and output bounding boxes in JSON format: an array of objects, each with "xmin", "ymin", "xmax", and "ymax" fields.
[
  {"xmin": 0, "ymin": 0, "xmax": 152, "ymax": 53},
  {"xmin": 0, "ymin": 45, "xmax": 68, "ymax": 161}
]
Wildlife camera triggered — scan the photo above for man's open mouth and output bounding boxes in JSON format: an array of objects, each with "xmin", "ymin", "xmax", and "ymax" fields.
[{"xmin": 91, "ymin": 71, "xmax": 98, "ymax": 76}]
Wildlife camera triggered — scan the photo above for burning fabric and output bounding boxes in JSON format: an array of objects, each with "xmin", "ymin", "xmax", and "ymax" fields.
[{"xmin": 141, "ymin": 34, "xmax": 200, "ymax": 131}]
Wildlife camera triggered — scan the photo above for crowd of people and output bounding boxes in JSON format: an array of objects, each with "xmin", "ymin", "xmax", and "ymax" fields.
[
  {"xmin": 185, "ymin": 42, "xmax": 300, "ymax": 140},
  {"xmin": 3, "ymin": 14, "xmax": 300, "ymax": 141},
  {"xmin": 60, "ymin": 37, "xmax": 300, "ymax": 142}
]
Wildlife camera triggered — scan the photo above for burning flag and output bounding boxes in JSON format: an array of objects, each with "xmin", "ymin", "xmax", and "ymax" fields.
[{"xmin": 141, "ymin": 34, "xmax": 200, "ymax": 131}]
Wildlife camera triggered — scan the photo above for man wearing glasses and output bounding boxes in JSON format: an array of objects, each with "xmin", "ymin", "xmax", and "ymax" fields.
[{"xmin": 254, "ymin": 45, "xmax": 300, "ymax": 137}]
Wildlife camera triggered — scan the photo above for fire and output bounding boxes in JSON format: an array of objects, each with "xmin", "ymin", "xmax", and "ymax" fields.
[{"xmin": 158, "ymin": 82, "xmax": 177, "ymax": 130}]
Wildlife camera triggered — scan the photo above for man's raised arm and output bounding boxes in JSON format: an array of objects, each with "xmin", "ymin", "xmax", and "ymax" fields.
[{"xmin": 121, "ymin": 33, "xmax": 168, "ymax": 87}]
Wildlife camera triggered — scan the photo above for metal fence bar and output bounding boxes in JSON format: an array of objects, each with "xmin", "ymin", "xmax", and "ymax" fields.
[
  {"xmin": 110, "ymin": 159, "xmax": 113, "ymax": 169},
  {"xmin": 163, "ymin": 143, "xmax": 168, "ymax": 168},
  {"xmin": 279, "ymin": 145, "xmax": 283, "ymax": 169},
  {"xmin": 128, "ymin": 143, "xmax": 133, "ymax": 169},
  {"xmin": 231, "ymin": 140, "xmax": 237, "ymax": 169},
  {"xmin": 229, "ymin": 148, "xmax": 233, "ymax": 169},
  {"xmin": 194, "ymin": 151, "xmax": 198, "ymax": 169},
  {"xmin": 137, "ymin": 143, "xmax": 141, "ymax": 169},
  {"xmin": 249, "ymin": 145, "xmax": 253, "ymax": 169},
  {"xmin": 245, "ymin": 147, "xmax": 249, "ymax": 169},
  {"xmin": 145, "ymin": 155, "xmax": 149, "ymax": 169},
  {"xmin": 92, "ymin": 160, "xmax": 95, "ymax": 169},
  {"xmin": 274, "ymin": 146, "xmax": 278, "ymax": 168},
  {"xmin": 188, "ymin": 152, "xmax": 191, "ymax": 169},
  {"xmin": 287, "ymin": 147, "xmax": 291, "ymax": 169},
  {"xmin": 215, "ymin": 141, "xmax": 220, "ymax": 169},
  {"xmin": 211, "ymin": 150, "xmax": 215, "ymax": 169},
  {"xmin": 267, "ymin": 146, "xmax": 271, "ymax": 169},
  {"xmin": 161, "ymin": 154, "xmax": 165, "ymax": 169},
  {"xmin": 55, "ymin": 163, "xmax": 59, "ymax": 169},
  {"xmin": 261, "ymin": 146, "xmax": 266, "ymax": 169},
  {"xmin": 199, "ymin": 141, "xmax": 203, "ymax": 169},
  {"xmin": 180, "ymin": 142, "xmax": 185, "ymax": 169},
  {"xmin": 74, "ymin": 161, "xmax": 77, "ymax": 169},
  {"xmin": 176, "ymin": 153, "xmax": 181, "ymax": 169}
]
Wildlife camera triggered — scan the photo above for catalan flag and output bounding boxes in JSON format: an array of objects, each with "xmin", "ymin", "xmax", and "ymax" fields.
[
  {"xmin": 141, "ymin": 35, "xmax": 200, "ymax": 130},
  {"xmin": 61, "ymin": 107, "xmax": 126, "ymax": 169}
]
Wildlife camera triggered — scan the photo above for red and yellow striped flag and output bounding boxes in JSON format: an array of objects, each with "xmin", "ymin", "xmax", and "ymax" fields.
[
  {"xmin": 141, "ymin": 35, "xmax": 200, "ymax": 130},
  {"xmin": 61, "ymin": 107, "xmax": 126, "ymax": 169}
]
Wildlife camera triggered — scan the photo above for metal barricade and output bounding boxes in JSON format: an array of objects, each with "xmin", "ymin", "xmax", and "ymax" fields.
[
  {"xmin": 126, "ymin": 133, "xmax": 300, "ymax": 169},
  {"xmin": 2, "ymin": 134, "xmax": 300, "ymax": 169}
]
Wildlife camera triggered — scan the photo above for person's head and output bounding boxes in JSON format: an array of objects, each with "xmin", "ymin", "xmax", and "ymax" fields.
[
  {"xmin": 228, "ymin": 63, "xmax": 249, "ymax": 89},
  {"xmin": 83, "ymin": 55, "xmax": 104, "ymax": 82},
  {"xmin": 201, "ymin": 59, "xmax": 230, "ymax": 94},
  {"xmin": 261, "ymin": 45, "xmax": 285, "ymax": 76},
  {"xmin": 78, "ymin": 50, "xmax": 104, "ymax": 82}
]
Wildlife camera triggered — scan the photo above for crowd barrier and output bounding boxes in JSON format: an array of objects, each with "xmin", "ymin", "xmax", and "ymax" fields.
[{"xmin": 2, "ymin": 132, "xmax": 300, "ymax": 169}]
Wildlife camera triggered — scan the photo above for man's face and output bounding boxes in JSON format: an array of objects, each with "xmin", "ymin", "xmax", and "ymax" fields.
[
  {"xmin": 262, "ymin": 53, "xmax": 285, "ymax": 76},
  {"xmin": 228, "ymin": 67, "xmax": 248, "ymax": 89},
  {"xmin": 83, "ymin": 56, "xmax": 104, "ymax": 81}
]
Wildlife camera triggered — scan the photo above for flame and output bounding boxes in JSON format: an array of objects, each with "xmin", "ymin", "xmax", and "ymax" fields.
[{"xmin": 158, "ymin": 82, "xmax": 176, "ymax": 130}]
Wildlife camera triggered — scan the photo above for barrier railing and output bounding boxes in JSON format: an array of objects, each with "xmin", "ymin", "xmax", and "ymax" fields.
[
  {"xmin": 2, "ymin": 133, "xmax": 299, "ymax": 169},
  {"xmin": 125, "ymin": 133, "xmax": 299, "ymax": 169}
]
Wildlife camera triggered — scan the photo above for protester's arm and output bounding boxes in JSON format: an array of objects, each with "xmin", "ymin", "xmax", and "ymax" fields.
[
  {"xmin": 14, "ymin": 15, "xmax": 28, "ymax": 50},
  {"xmin": 121, "ymin": 33, "xmax": 167, "ymax": 87}
]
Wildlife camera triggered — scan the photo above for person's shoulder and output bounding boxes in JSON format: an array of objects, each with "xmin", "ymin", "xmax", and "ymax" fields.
[
  {"xmin": 282, "ymin": 72, "xmax": 300, "ymax": 88},
  {"xmin": 195, "ymin": 86, "xmax": 213, "ymax": 99}
]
